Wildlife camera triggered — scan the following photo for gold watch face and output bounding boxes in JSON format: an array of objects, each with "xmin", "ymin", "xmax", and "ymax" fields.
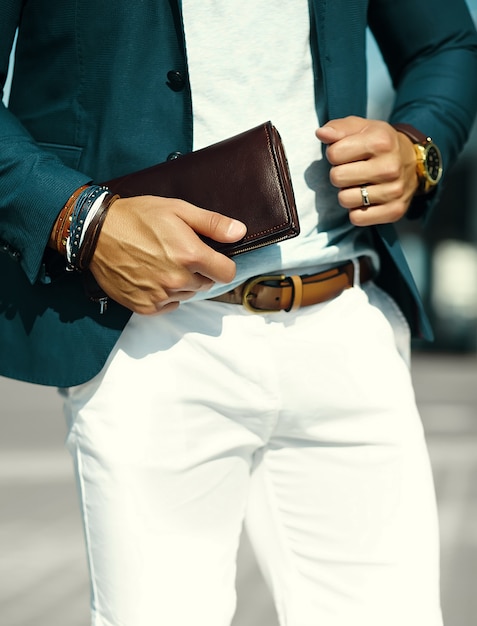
[{"xmin": 424, "ymin": 143, "xmax": 443, "ymax": 184}]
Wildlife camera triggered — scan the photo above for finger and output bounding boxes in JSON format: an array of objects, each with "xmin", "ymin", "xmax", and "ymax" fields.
[
  {"xmin": 326, "ymin": 137, "xmax": 375, "ymax": 167},
  {"xmin": 152, "ymin": 301, "xmax": 181, "ymax": 315},
  {"xmin": 153, "ymin": 283, "xmax": 213, "ymax": 313},
  {"xmin": 336, "ymin": 185, "xmax": 372, "ymax": 210},
  {"xmin": 158, "ymin": 289, "xmax": 197, "ymax": 305},
  {"xmin": 329, "ymin": 161, "xmax": 372, "ymax": 188},
  {"xmin": 152, "ymin": 266, "xmax": 216, "ymax": 296},
  {"xmin": 348, "ymin": 205, "xmax": 387, "ymax": 226},
  {"xmin": 191, "ymin": 246, "xmax": 238, "ymax": 284},
  {"xmin": 348, "ymin": 200, "xmax": 409, "ymax": 226},
  {"xmin": 337, "ymin": 181, "xmax": 407, "ymax": 210},
  {"xmin": 193, "ymin": 275, "xmax": 216, "ymax": 291},
  {"xmin": 326, "ymin": 130, "xmax": 392, "ymax": 168},
  {"xmin": 165, "ymin": 276, "xmax": 215, "ymax": 295},
  {"xmin": 329, "ymin": 151, "xmax": 404, "ymax": 188}
]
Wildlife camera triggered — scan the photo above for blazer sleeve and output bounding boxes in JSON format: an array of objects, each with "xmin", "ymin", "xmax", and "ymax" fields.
[
  {"xmin": 368, "ymin": 0, "xmax": 477, "ymax": 218},
  {"xmin": 0, "ymin": 2, "xmax": 91, "ymax": 285}
]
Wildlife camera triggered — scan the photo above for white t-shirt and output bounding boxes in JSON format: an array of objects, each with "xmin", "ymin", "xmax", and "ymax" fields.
[{"xmin": 182, "ymin": 0, "xmax": 376, "ymax": 296}]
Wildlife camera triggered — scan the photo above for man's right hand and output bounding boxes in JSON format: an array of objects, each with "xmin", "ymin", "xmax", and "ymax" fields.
[{"xmin": 89, "ymin": 195, "xmax": 247, "ymax": 315}]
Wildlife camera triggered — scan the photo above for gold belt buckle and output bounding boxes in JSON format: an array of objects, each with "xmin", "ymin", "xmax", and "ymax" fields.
[{"xmin": 241, "ymin": 274, "xmax": 286, "ymax": 313}]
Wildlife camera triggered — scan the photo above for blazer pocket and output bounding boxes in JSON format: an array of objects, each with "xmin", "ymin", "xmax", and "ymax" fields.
[{"xmin": 38, "ymin": 141, "xmax": 83, "ymax": 170}]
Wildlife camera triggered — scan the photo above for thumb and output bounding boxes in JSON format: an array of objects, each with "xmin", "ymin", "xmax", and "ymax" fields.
[
  {"xmin": 188, "ymin": 208, "xmax": 247, "ymax": 243},
  {"xmin": 316, "ymin": 115, "xmax": 368, "ymax": 144},
  {"xmin": 315, "ymin": 124, "xmax": 341, "ymax": 145}
]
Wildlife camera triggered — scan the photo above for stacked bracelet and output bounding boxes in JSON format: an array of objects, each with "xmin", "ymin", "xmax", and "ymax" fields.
[{"xmin": 48, "ymin": 183, "xmax": 120, "ymax": 314}]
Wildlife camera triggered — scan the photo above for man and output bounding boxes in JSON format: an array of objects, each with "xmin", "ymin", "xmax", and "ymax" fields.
[{"xmin": 1, "ymin": 1, "xmax": 477, "ymax": 625}]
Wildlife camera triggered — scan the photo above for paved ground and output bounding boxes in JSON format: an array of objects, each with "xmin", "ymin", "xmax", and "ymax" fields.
[{"xmin": 1, "ymin": 352, "xmax": 476, "ymax": 626}]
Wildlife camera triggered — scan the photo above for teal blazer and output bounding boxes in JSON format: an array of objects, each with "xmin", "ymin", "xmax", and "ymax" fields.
[{"xmin": 1, "ymin": 0, "xmax": 477, "ymax": 386}]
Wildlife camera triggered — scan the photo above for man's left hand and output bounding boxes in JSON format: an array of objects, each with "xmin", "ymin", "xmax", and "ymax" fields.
[{"xmin": 316, "ymin": 116, "xmax": 418, "ymax": 226}]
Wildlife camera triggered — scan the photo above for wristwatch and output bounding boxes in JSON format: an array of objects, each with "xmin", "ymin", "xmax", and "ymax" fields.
[{"xmin": 393, "ymin": 123, "xmax": 443, "ymax": 195}]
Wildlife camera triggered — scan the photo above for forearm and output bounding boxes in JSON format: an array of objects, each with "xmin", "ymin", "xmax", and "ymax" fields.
[{"xmin": 370, "ymin": 0, "xmax": 477, "ymax": 218}]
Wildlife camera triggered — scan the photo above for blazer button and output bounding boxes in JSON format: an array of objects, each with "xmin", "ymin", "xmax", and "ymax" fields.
[
  {"xmin": 0, "ymin": 240, "xmax": 20, "ymax": 260},
  {"xmin": 166, "ymin": 70, "xmax": 185, "ymax": 92},
  {"xmin": 167, "ymin": 151, "xmax": 183, "ymax": 161}
]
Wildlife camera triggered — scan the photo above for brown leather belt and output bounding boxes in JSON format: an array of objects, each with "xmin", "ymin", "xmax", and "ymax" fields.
[{"xmin": 209, "ymin": 257, "xmax": 373, "ymax": 313}]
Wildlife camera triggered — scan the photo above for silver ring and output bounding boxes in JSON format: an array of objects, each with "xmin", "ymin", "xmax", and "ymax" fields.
[{"xmin": 360, "ymin": 185, "xmax": 370, "ymax": 208}]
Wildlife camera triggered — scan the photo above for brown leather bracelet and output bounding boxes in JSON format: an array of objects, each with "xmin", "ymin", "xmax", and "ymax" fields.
[{"xmin": 49, "ymin": 184, "xmax": 90, "ymax": 254}]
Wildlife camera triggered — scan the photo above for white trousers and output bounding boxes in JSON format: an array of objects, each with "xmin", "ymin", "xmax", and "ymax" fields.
[{"xmin": 64, "ymin": 283, "xmax": 443, "ymax": 626}]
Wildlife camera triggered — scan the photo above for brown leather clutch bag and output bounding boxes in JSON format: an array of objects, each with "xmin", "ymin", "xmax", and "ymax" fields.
[{"xmin": 103, "ymin": 121, "xmax": 300, "ymax": 256}]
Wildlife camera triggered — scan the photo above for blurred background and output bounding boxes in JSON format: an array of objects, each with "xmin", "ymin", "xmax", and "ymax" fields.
[{"xmin": 1, "ymin": 3, "xmax": 477, "ymax": 625}]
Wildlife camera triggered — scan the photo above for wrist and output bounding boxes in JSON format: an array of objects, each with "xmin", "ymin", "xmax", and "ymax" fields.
[
  {"xmin": 48, "ymin": 184, "xmax": 90, "ymax": 255},
  {"xmin": 392, "ymin": 123, "xmax": 443, "ymax": 195},
  {"xmin": 48, "ymin": 183, "xmax": 120, "ymax": 272},
  {"xmin": 396, "ymin": 131, "xmax": 420, "ymax": 197}
]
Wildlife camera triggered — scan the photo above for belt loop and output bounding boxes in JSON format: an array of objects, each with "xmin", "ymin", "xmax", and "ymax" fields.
[
  {"xmin": 352, "ymin": 257, "xmax": 361, "ymax": 287},
  {"xmin": 287, "ymin": 275, "xmax": 303, "ymax": 311}
]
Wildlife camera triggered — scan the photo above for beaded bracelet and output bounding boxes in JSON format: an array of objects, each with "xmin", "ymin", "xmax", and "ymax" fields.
[{"xmin": 66, "ymin": 185, "xmax": 109, "ymax": 271}]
